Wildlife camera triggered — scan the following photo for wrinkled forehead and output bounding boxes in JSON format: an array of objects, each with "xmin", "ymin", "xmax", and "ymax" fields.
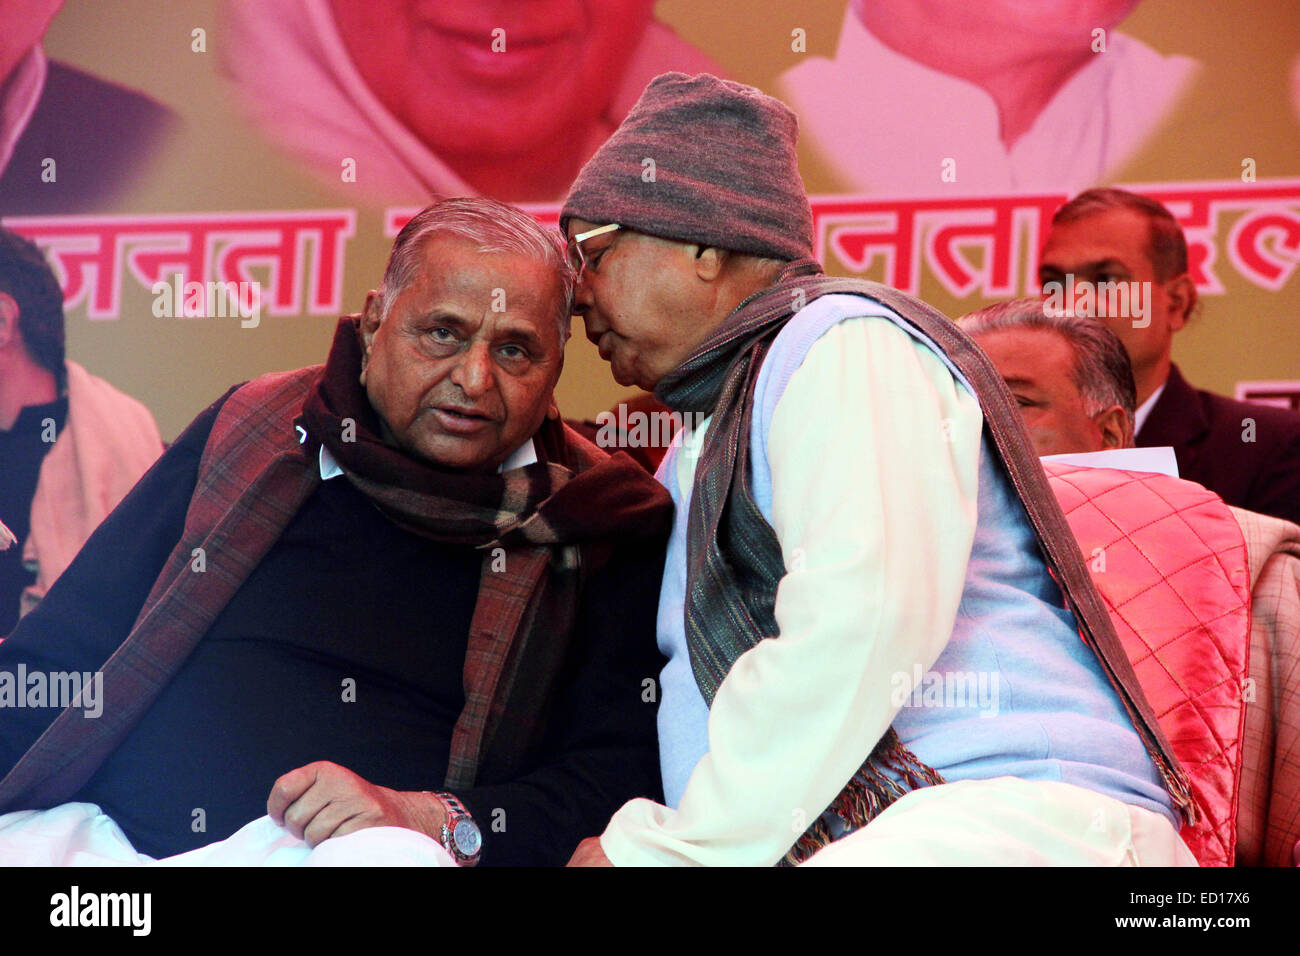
[
  {"xmin": 406, "ymin": 234, "xmax": 562, "ymax": 305},
  {"xmin": 975, "ymin": 326, "xmax": 1076, "ymax": 375}
]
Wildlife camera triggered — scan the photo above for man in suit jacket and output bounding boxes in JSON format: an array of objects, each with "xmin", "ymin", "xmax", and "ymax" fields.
[{"xmin": 1039, "ymin": 187, "xmax": 1300, "ymax": 524}]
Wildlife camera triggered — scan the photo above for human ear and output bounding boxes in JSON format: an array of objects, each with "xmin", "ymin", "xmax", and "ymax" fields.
[
  {"xmin": 1164, "ymin": 275, "xmax": 1197, "ymax": 331},
  {"xmin": 1094, "ymin": 404, "xmax": 1132, "ymax": 450},
  {"xmin": 693, "ymin": 246, "xmax": 727, "ymax": 282},
  {"xmin": 358, "ymin": 291, "xmax": 383, "ymax": 384}
]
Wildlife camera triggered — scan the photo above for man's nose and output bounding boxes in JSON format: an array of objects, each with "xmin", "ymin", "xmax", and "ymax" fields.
[
  {"xmin": 450, "ymin": 341, "xmax": 493, "ymax": 398},
  {"xmin": 571, "ymin": 273, "xmax": 594, "ymax": 313},
  {"xmin": 573, "ymin": 282, "xmax": 607, "ymax": 333}
]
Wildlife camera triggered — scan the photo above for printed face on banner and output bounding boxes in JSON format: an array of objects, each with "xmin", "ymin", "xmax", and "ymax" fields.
[
  {"xmin": 0, "ymin": 0, "xmax": 62, "ymax": 80},
  {"xmin": 865, "ymin": 0, "xmax": 1140, "ymax": 46},
  {"xmin": 972, "ymin": 326, "xmax": 1116, "ymax": 456},
  {"xmin": 328, "ymin": 0, "xmax": 655, "ymax": 156},
  {"xmin": 1038, "ymin": 207, "xmax": 1184, "ymax": 375},
  {"xmin": 361, "ymin": 234, "xmax": 565, "ymax": 472},
  {"xmin": 565, "ymin": 218, "xmax": 707, "ymax": 391}
]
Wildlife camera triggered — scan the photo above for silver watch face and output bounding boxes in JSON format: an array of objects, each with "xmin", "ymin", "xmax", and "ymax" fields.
[{"xmin": 453, "ymin": 819, "xmax": 482, "ymax": 856}]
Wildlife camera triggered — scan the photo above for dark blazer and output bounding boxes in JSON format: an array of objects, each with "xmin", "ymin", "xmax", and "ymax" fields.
[
  {"xmin": 0, "ymin": 61, "xmax": 177, "ymax": 215},
  {"xmin": 1137, "ymin": 364, "xmax": 1300, "ymax": 525}
]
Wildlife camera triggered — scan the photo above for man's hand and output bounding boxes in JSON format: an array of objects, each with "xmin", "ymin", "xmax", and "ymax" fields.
[
  {"xmin": 567, "ymin": 836, "xmax": 613, "ymax": 867},
  {"xmin": 267, "ymin": 761, "xmax": 447, "ymax": 848}
]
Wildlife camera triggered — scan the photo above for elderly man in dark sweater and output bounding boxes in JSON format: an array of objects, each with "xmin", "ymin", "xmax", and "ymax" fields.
[{"xmin": 0, "ymin": 197, "xmax": 672, "ymax": 866}]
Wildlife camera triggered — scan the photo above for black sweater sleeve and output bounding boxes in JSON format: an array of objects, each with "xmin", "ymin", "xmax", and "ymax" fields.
[
  {"xmin": 456, "ymin": 532, "xmax": 668, "ymax": 866},
  {"xmin": 0, "ymin": 390, "xmax": 234, "ymax": 774}
]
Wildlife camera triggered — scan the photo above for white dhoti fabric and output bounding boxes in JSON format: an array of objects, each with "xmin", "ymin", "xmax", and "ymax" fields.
[
  {"xmin": 0, "ymin": 802, "xmax": 455, "ymax": 867},
  {"xmin": 801, "ymin": 777, "xmax": 1198, "ymax": 866}
]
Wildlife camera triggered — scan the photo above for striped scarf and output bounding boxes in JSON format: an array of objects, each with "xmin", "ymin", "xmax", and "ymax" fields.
[{"xmin": 300, "ymin": 316, "xmax": 673, "ymax": 551}]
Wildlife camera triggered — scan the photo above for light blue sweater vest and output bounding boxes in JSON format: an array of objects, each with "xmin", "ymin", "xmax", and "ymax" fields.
[{"xmin": 655, "ymin": 295, "xmax": 1176, "ymax": 829}]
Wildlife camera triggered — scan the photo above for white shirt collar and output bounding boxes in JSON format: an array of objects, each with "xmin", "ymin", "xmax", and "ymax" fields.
[
  {"xmin": 0, "ymin": 46, "xmax": 47, "ymax": 178},
  {"xmin": 1133, "ymin": 381, "xmax": 1167, "ymax": 437},
  {"xmin": 318, "ymin": 443, "xmax": 344, "ymax": 480},
  {"xmin": 497, "ymin": 439, "xmax": 538, "ymax": 472},
  {"xmin": 316, "ymin": 437, "xmax": 537, "ymax": 480}
]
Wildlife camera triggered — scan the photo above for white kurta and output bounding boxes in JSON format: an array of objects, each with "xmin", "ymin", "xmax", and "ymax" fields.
[{"xmin": 601, "ymin": 314, "xmax": 983, "ymax": 866}]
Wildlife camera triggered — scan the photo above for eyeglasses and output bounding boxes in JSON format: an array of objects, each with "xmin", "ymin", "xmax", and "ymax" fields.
[{"xmin": 565, "ymin": 223, "xmax": 621, "ymax": 282}]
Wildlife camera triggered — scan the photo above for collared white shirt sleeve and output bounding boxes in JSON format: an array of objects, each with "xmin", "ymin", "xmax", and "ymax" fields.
[{"xmin": 599, "ymin": 316, "xmax": 984, "ymax": 866}]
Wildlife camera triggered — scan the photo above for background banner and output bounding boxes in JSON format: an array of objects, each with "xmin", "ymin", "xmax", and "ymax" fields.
[{"xmin": 3, "ymin": 0, "xmax": 1297, "ymax": 437}]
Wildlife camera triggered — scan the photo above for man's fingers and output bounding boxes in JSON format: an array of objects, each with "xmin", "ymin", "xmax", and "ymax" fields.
[
  {"xmin": 567, "ymin": 836, "xmax": 612, "ymax": 867},
  {"xmin": 303, "ymin": 800, "xmax": 365, "ymax": 848},
  {"xmin": 328, "ymin": 811, "xmax": 383, "ymax": 844},
  {"xmin": 267, "ymin": 762, "xmax": 324, "ymax": 825}
]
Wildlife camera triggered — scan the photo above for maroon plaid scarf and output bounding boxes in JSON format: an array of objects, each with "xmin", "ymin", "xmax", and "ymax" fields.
[
  {"xmin": 656, "ymin": 263, "xmax": 1194, "ymax": 864},
  {"xmin": 0, "ymin": 318, "xmax": 670, "ymax": 809},
  {"xmin": 300, "ymin": 317, "xmax": 673, "ymax": 785},
  {"xmin": 301, "ymin": 316, "xmax": 670, "ymax": 549}
]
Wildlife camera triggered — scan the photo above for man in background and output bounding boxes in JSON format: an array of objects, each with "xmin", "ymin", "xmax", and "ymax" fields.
[
  {"xmin": 959, "ymin": 298, "xmax": 1136, "ymax": 457},
  {"xmin": 0, "ymin": 225, "xmax": 163, "ymax": 634},
  {"xmin": 0, "ymin": 1, "xmax": 177, "ymax": 213},
  {"xmin": 1038, "ymin": 187, "xmax": 1300, "ymax": 524},
  {"xmin": 962, "ymin": 295, "xmax": 1300, "ymax": 867}
]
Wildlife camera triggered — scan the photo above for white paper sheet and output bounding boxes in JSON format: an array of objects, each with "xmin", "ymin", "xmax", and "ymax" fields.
[{"xmin": 1040, "ymin": 446, "xmax": 1180, "ymax": 478}]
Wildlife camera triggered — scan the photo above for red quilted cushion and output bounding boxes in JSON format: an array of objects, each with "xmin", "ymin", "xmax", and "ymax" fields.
[{"xmin": 1044, "ymin": 462, "xmax": 1251, "ymax": 867}]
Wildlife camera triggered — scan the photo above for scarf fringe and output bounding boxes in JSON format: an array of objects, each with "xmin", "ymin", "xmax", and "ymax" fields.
[{"xmin": 779, "ymin": 728, "xmax": 945, "ymax": 866}]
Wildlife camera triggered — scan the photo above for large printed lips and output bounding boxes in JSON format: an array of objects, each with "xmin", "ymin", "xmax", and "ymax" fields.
[
  {"xmin": 414, "ymin": 17, "xmax": 577, "ymax": 84},
  {"xmin": 411, "ymin": 0, "xmax": 580, "ymax": 44}
]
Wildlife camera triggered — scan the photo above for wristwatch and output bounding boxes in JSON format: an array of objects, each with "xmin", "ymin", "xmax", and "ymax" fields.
[{"xmin": 432, "ymin": 792, "xmax": 482, "ymax": 867}]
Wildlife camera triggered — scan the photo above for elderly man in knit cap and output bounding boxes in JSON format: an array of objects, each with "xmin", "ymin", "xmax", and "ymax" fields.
[{"xmin": 562, "ymin": 72, "xmax": 1199, "ymax": 867}]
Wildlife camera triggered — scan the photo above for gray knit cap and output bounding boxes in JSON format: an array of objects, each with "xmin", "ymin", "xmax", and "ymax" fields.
[{"xmin": 561, "ymin": 72, "xmax": 814, "ymax": 262}]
